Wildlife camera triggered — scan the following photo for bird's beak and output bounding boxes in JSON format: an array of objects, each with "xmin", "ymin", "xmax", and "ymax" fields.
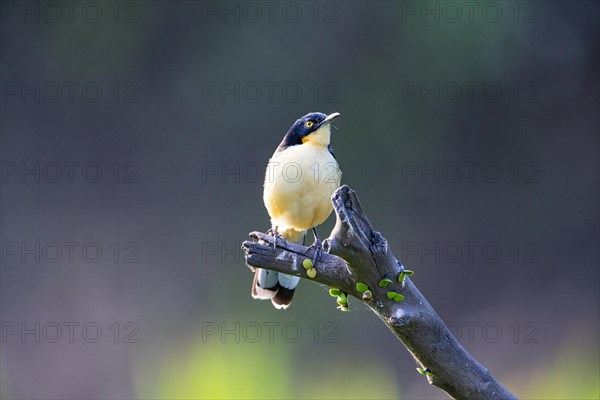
[{"xmin": 317, "ymin": 112, "xmax": 341, "ymax": 128}]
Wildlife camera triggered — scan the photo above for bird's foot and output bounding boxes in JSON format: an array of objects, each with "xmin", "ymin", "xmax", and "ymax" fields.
[
  {"xmin": 266, "ymin": 228, "xmax": 284, "ymax": 251},
  {"xmin": 305, "ymin": 239, "xmax": 322, "ymax": 268}
]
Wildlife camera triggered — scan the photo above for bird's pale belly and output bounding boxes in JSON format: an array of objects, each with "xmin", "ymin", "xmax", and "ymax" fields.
[{"xmin": 263, "ymin": 144, "xmax": 341, "ymax": 231}]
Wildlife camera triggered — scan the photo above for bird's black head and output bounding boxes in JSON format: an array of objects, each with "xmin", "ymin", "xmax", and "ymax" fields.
[{"xmin": 276, "ymin": 112, "xmax": 340, "ymax": 151}]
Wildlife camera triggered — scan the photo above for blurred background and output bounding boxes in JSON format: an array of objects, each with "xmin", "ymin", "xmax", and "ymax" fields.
[{"xmin": 1, "ymin": 1, "xmax": 598, "ymax": 399}]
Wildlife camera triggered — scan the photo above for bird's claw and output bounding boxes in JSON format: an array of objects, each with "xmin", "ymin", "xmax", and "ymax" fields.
[
  {"xmin": 266, "ymin": 228, "xmax": 283, "ymax": 251},
  {"xmin": 305, "ymin": 240, "xmax": 322, "ymax": 268}
]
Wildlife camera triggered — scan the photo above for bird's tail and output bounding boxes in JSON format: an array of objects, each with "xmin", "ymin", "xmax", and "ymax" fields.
[{"xmin": 251, "ymin": 228, "xmax": 305, "ymax": 309}]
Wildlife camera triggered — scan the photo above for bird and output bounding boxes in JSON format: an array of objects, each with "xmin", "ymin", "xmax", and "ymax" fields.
[{"xmin": 252, "ymin": 112, "xmax": 342, "ymax": 309}]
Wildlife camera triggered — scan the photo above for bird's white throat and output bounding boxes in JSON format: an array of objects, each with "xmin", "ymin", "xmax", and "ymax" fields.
[{"xmin": 302, "ymin": 124, "xmax": 331, "ymax": 147}]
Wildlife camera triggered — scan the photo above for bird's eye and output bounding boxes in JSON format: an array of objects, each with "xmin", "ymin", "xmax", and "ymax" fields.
[{"xmin": 305, "ymin": 121, "xmax": 314, "ymax": 128}]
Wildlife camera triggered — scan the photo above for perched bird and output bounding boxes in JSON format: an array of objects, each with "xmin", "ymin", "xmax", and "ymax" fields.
[{"xmin": 252, "ymin": 112, "xmax": 342, "ymax": 309}]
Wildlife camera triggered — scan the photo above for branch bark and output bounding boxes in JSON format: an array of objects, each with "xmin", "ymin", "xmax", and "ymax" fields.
[{"xmin": 242, "ymin": 185, "xmax": 516, "ymax": 400}]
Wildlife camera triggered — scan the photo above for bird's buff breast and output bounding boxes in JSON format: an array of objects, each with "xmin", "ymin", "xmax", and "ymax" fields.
[{"xmin": 263, "ymin": 144, "xmax": 341, "ymax": 231}]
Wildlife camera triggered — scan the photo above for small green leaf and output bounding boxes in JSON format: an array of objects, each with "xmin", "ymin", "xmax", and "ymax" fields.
[
  {"xmin": 386, "ymin": 291, "xmax": 404, "ymax": 302},
  {"xmin": 362, "ymin": 290, "xmax": 373, "ymax": 301},
  {"xmin": 393, "ymin": 293, "xmax": 405, "ymax": 302},
  {"xmin": 307, "ymin": 268, "xmax": 317, "ymax": 278},
  {"xmin": 398, "ymin": 272, "xmax": 405, "ymax": 283},
  {"xmin": 404, "ymin": 269, "xmax": 414, "ymax": 276},
  {"xmin": 329, "ymin": 288, "xmax": 341, "ymax": 297},
  {"xmin": 336, "ymin": 297, "xmax": 348, "ymax": 306},
  {"xmin": 417, "ymin": 367, "xmax": 426, "ymax": 375},
  {"xmin": 378, "ymin": 278, "xmax": 393, "ymax": 288},
  {"xmin": 336, "ymin": 292, "xmax": 348, "ymax": 306},
  {"xmin": 303, "ymin": 259, "xmax": 313, "ymax": 270},
  {"xmin": 356, "ymin": 282, "xmax": 368, "ymax": 293}
]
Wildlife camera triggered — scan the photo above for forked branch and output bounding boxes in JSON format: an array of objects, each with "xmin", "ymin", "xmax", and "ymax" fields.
[{"xmin": 242, "ymin": 185, "xmax": 515, "ymax": 399}]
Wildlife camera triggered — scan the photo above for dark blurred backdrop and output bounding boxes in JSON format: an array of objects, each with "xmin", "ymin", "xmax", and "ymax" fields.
[{"xmin": 1, "ymin": 1, "xmax": 598, "ymax": 399}]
